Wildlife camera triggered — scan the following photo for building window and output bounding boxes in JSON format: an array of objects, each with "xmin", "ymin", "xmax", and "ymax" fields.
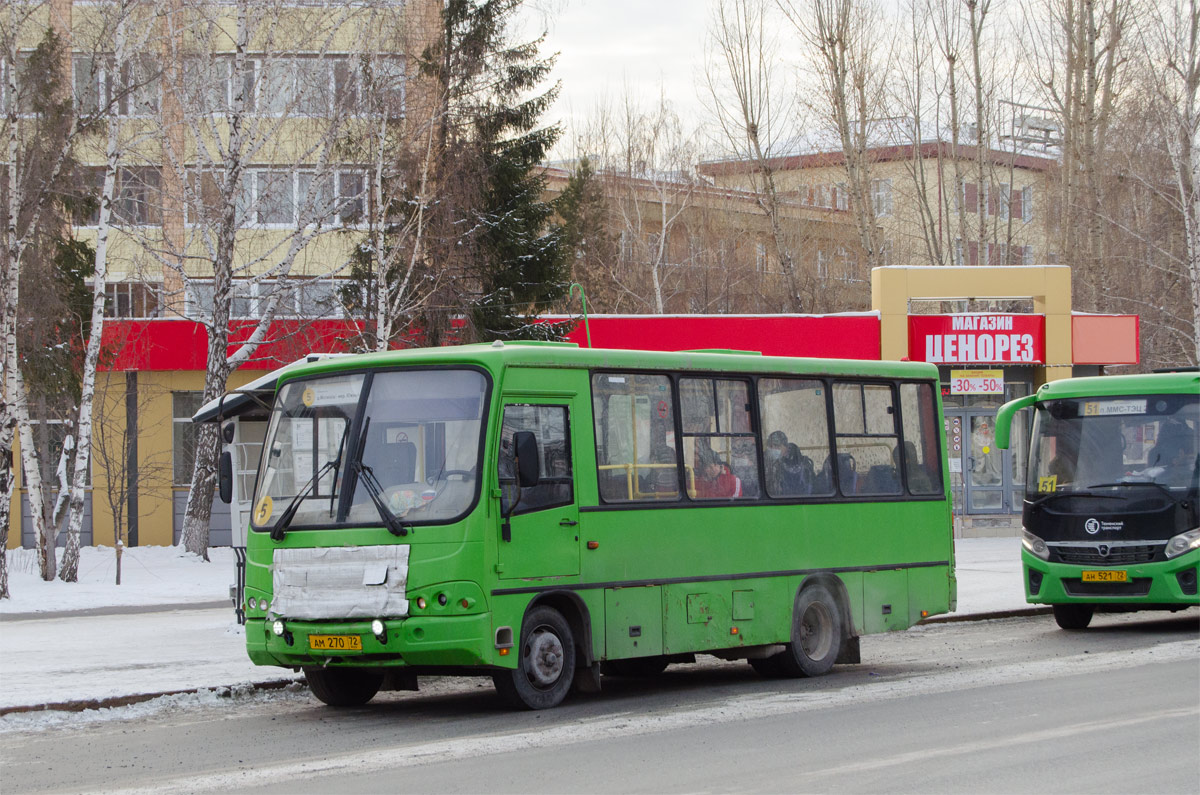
[
  {"xmin": 1022, "ymin": 185, "xmax": 1033, "ymax": 223},
  {"xmin": 755, "ymin": 242, "xmax": 768, "ymax": 272},
  {"xmin": 115, "ymin": 168, "xmax": 162, "ymax": 226},
  {"xmin": 619, "ymin": 230, "xmax": 633, "ymax": 261},
  {"xmin": 871, "ymin": 178, "xmax": 893, "ymax": 217},
  {"xmin": 834, "ymin": 183, "xmax": 849, "ymax": 211},
  {"xmin": 185, "ymin": 278, "xmax": 342, "ymax": 321},
  {"xmin": 817, "ymin": 249, "xmax": 829, "ymax": 279},
  {"xmin": 229, "ymin": 168, "xmax": 364, "ymax": 228},
  {"xmin": 173, "ymin": 392, "xmax": 204, "ymax": 486},
  {"xmin": 1022, "ymin": 245, "xmax": 1034, "ymax": 265},
  {"xmin": 878, "ymin": 238, "xmax": 893, "ymax": 267},
  {"xmin": 998, "ymin": 183, "xmax": 1011, "ymax": 221},
  {"xmin": 104, "ymin": 282, "xmax": 162, "ymax": 318}
]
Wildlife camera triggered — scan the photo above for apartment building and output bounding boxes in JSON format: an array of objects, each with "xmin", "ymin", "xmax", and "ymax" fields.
[{"xmin": 699, "ymin": 142, "xmax": 1057, "ymax": 272}]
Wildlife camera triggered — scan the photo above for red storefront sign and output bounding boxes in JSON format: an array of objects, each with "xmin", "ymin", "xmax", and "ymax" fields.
[{"xmin": 908, "ymin": 314, "xmax": 1045, "ymax": 364}]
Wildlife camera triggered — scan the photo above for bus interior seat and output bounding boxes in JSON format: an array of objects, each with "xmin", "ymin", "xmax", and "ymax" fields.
[
  {"xmin": 864, "ymin": 464, "xmax": 900, "ymax": 494},
  {"xmin": 837, "ymin": 453, "xmax": 858, "ymax": 494},
  {"xmin": 367, "ymin": 428, "xmax": 417, "ymax": 485}
]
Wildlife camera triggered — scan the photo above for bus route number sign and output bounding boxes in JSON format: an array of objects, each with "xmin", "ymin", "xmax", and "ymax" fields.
[{"xmin": 950, "ymin": 369, "xmax": 1004, "ymax": 395}]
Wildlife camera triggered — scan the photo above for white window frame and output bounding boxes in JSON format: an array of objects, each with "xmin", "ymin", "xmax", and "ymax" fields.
[{"xmin": 871, "ymin": 178, "xmax": 893, "ymax": 217}]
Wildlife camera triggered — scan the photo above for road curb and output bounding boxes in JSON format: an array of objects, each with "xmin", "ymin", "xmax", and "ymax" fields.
[
  {"xmin": 0, "ymin": 678, "xmax": 302, "ymax": 717},
  {"xmin": 920, "ymin": 606, "xmax": 1053, "ymax": 624}
]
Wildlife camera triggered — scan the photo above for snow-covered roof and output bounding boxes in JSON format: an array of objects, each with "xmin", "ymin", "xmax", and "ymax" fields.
[{"xmin": 191, "ymin": 353, "xmax": 350, "ymax": 424}]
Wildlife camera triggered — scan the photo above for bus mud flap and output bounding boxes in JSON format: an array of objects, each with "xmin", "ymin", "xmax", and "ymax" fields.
[
  {"xmin": 572, "ymin": 664, "xmax": 602, "ymax": 694},
  {"xmin": 836, "ymin": 635, "xmax": 861, "ymax": 665}
]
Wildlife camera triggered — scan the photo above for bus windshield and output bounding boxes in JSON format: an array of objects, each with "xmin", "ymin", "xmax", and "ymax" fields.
[
  {"xmin": 1027, "ymin": 393, "xmax": 1200, "ymax": 497},
  {"xmin": 251, "ymin": 368, "xmax": 487, "ymax": 531}
]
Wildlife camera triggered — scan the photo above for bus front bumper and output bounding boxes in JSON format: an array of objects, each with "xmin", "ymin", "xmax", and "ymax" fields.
[
  {"xmin": 1022, "ymin": 548, "xmax": 1200, "ymax": 606},
  {"xmin": 247, "ymin": 612, "xmax": 501, "ymax": 669}
]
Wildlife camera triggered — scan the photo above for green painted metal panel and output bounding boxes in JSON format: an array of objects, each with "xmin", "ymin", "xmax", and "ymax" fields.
[
  {"xmin": 732, "ymin": 589, "xmax": 756, "ymax": 620},
  {"xmin": 604, "ymin": 586, "xmax": 663, "ymax": 659},
  {"xmin": 863, "ymin": 569, "xmax": 909, "ymax": 634}
]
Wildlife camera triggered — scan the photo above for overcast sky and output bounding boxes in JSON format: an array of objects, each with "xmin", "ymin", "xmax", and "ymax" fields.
[{"xmin": 518, "ymin": 0, "xmax": 718, "ymax": 150}]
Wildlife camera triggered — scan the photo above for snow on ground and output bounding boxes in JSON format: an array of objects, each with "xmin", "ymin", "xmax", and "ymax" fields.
[
  {"xmin": 0, "ymin": 538, "xmax": 1028, "ymax": 722},
  {"xmin": 1, "ymin": 545, "xmax": 236, "ymax": 614}
]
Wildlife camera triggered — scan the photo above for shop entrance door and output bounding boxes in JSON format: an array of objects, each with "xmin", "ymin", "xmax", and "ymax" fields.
[{"xmin": 945, "ymin": 409, "xmax": 1023, "ymax": 515}]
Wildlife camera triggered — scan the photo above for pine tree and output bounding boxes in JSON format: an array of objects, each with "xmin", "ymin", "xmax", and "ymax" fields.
[{"xmin": 425, "ymin": 0, "xmax": 569, "ymax": 341}]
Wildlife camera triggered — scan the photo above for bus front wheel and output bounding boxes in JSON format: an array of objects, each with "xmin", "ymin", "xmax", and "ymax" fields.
[
  {"xmin": 493, "ymin": 605, "xmax": 576, "ymax": 710},
  {"xmin": 303, "ymin": 667, "xmax": 384, "ymax": 707},
  {"xmin": 1053, "ymin": 604, "xmax": 1095, "ymax": 630},
  {"xmin": 777, "ymin": 584, "xmax": 843, "ymax": 678}
]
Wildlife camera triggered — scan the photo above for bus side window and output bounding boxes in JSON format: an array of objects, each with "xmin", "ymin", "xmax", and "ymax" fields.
[
  {"xmin": 899, "ymin": 383, "xmax": 943, "ymax": 495},
  {"xmin": 499, "ymin": 404, "xmax": 573, "ymax": 515},
  {"xmin": 591, "ymin": 373, "xmax": 680, "ymax": 503},
  {"xmin": 833, "ymin": 382, "xmax": 901, "ymax": 497},
  {"xmin": 759, "ymin": 378, "xmax": 834, "ymax": 498}
]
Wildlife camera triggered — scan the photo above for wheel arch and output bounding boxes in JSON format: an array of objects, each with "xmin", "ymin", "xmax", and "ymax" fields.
[
  {"xmin": 796, "ymin": 573, "xmax": 857, "ymax": 642},
  {"xmin": 525, "ymin": 589, "xmax": 595, "ymax": 668}
]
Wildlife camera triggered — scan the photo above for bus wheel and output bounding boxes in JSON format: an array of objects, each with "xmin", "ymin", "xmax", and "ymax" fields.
[
  {"xmin": 303, "ymin": 667, "xmax": 384, "ymax": 707},
  {"xmin": 777, "ymin": 585, "xmax": 843, "ymax": 678},
  {"xmin": 1053, "ymin": 604, "xmax": 1095, "ymax": 630},
  {"xmin": 606, "ymin": 656, "xmax": 670, "ymax": 677},
  {"xmin": 493, "ymin": 606, "xmax": 576, "ymax": 710}
]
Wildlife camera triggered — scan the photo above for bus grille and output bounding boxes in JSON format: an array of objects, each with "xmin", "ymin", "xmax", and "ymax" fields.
[
  {"xmin": 1052, "ymin": 544, "xmax": 1162, "ymax": 565},
  {"xmin": 1062, "ymin": 578, "xmax": 1152, "ymax": 597}
]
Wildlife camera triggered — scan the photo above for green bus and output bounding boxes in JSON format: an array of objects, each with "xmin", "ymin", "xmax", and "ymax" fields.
[
  {"xmin": 995, "ymin": 371, "xmax": 1200, "ymax": 629},
  {"xmin": 211, "ymin": 342, "xmax": 956, "ymax": 709}
]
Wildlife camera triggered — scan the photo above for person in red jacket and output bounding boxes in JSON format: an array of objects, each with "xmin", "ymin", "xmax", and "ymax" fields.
[{"xmin": 694, "ymin": 448, "xmax": 743, "ymax": 499}]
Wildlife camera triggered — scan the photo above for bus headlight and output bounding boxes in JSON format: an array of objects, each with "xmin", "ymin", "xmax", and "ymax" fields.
[
  {"xmin": 1164, "ymin": 528, "xmax": 1200, "ymax": 559},
  {"xmin": 1022, "ymin": 529, "xmax": 1049, "ymax": 560}
]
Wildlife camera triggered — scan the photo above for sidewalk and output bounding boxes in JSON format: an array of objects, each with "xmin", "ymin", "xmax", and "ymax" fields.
[{"xmin": 0, "ymin": 538, "xmax": 1026, "ymax": 714}]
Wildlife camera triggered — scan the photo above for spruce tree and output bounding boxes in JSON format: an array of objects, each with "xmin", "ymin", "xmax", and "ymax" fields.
[{"xmin": 426, "ymin": 0, "xmax": 569, "ymax": 341}]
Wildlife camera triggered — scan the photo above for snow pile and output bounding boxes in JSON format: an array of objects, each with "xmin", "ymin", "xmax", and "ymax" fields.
[{"xmin": 1, "ymin": 545, "xmax": 237, "ymax": 614}]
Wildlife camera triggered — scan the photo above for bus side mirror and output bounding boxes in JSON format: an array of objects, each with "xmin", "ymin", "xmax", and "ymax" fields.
[
  {"xmin": 514, "ymin": 431, "xmax": 540, "ymax": 488},
  {"xmin": 218, "ymin": 450, "xmax": 233, "ymax": 504}
]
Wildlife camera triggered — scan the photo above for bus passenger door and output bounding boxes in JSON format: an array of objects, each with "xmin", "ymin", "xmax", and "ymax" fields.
[{"xmin": 497, "ymin": 399, "xmax": 581, "ymax": 580}]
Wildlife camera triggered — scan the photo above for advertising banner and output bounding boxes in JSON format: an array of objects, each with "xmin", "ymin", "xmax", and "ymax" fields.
[{"xmin": 909, "ymin": 314, "xmax": 1045, "ymax": 364}]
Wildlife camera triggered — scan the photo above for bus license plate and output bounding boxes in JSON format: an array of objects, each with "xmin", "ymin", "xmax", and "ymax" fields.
[
  {"xmin": 309, "ymin": 634, "xmax": 363, "ymax": 651},
  {"xmin": 1081, "ymin": 570, "xmax": 1127, "ymax": 583}
]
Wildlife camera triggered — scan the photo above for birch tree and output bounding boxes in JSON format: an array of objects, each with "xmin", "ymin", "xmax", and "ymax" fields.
[
  {"xmin": 703, "ymin": 0, "xmax": 805, "ymax": 310},
  {"xmin": 778, "ymin": 0, "xmax": 894, "ymax": 271},
  {"xmin": 1139, "ymin": 0, "xmax": 1200, "ymax": 363},
  {"xmin": 2, "ymin": 7, "xmax": 99, "ymax": 586},
  {"xmin": 338, "ymin": 2, "xmax": 443, "ymax": 352},
  {"xmin": 58, "ymin": 0, "xmax": 161, "ymax": 581},
  {"xmin": 151, "ymin": 0, "xmax": 362, "ymax": 558}
]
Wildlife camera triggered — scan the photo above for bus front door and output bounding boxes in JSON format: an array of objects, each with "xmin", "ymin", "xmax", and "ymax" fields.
[{"xmin": 497, "ymin": 398, "xmax": 581, "ymax": 580}]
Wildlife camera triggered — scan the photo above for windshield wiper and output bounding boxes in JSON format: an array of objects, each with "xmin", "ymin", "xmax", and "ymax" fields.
[
  {"xmin": 271, "ymin": 458, "xmax": 339, "ymax": 541},
  {"xmin": 348, "ymin": 418, "xmax": 410, "ymax": 537}
]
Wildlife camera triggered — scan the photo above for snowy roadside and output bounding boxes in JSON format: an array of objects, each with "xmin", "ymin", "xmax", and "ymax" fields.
[{"xmin": 0, "ymin": 538, "xmax": 1027, "ymax": 723}]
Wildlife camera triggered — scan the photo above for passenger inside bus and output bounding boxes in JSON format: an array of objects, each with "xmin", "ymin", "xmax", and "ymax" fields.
[
  {"xmin": 693, "ymin": 446, "xmax": 743, "ymax": 499},
  {"xmin": 765, "ymin": 431, "xmax": 815, "ymax": 497}
]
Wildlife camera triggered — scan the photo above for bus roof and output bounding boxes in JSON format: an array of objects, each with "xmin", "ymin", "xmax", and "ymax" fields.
[
  {"xmin": 1032, "ymin": 370, "xmax": 1200, "ymax": 401},
  {"xmin": 271, "ymin": 341, "xmax": 941, "ymax": 387}
]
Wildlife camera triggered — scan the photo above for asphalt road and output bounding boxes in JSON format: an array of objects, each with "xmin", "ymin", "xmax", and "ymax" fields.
[{"xmin": 3, "ymin": 610, "xmax": 1197, "ymax": 794}]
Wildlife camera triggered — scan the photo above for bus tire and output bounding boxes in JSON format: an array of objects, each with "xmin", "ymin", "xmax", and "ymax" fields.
[
  {"xmin": 493, "ymin": 606, "xmax": 576, "ymax": 710},
  {"xmin": 606, "ymin": 656, "xmax": 670, "ymax": 677},
  {"xmin": 1053, "ymin": 604, "xmax": 1095, "ymax": 630},
  {"xmin": 303, "ymin": 667, "xmax": 384, "ymax": 707},
  {"xmin": 777, "ymin": 584, "xmax": 843, "ymax": 678}
]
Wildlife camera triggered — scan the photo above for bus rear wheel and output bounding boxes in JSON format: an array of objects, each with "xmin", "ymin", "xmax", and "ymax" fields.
[
  {"xmin": 776, "ymin": 584, "xmax": 843, "ymax": 678},
  {"xmin": 493, "ymin": 606, "xmax": 576, "ymax": 710},
  {"xmin": 1053, "ymin": 604, "xmax": 1095, "ymax": 630},
  {"xmin": 303, "ymin": 667, "xmax": 384, "ymax": 707}
]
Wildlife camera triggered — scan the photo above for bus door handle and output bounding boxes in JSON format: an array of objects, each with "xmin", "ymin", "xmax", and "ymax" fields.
[{"xmin": 559, "ymin": 519, "xmax": 578, "ymax": 527}]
